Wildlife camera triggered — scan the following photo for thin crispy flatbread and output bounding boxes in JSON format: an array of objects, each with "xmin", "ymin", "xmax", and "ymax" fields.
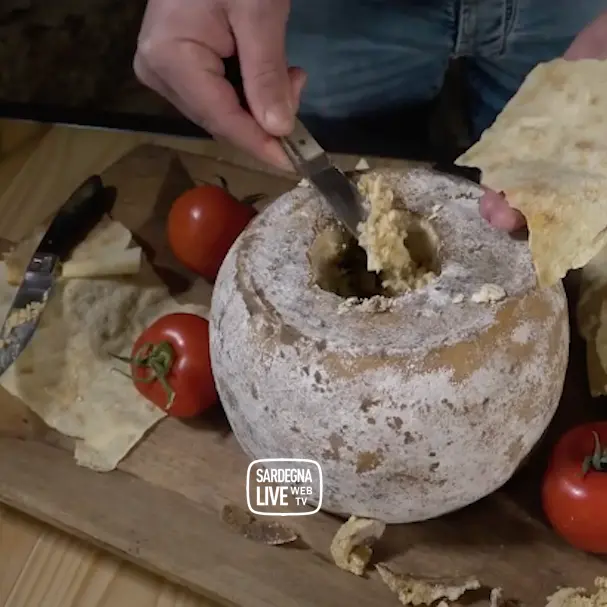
[
  {"xmin": 0, "ymin": 220, "xmax": 208, "ymax": 471},
  {"xmin": 456, "ymin": 58, "xmax": 607, "ymax": 287}
]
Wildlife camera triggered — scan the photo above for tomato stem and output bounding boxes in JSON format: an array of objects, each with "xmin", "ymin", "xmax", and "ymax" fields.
[
  {"xmin": 582, "ymin": 431, "xmax": 607, "ymax": 475},
  {"xmin": 110, "ymin": 341, "xmax": 176, "ymax": 410}
]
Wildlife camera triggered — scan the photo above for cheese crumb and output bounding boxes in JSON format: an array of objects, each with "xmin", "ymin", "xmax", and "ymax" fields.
[
  {"xmin": 451, "ymin": 293, "xmax": 464, "ymax": 304},
  {"xmin": 1, "ymin": 298, "xmax": 46, "ymax": 342},
  {"xmin": 545, "ymin": 577, "xmax": 607, "ymax": 606},
  {"xmin": 375, "ymin": 564, "xmax": 481, "ymax": 606},
  {"xmin": 330, "ymin": 515, "xmax": 386, "ymax": 576},
  {"xmin": 337, "ymin": 295, "xmax": 394, "ymax": 315},
  {"xmin": 470, "ymin": 283, "xmax": 506, "ymax": 304},
  {"xmin": 355, "ymin": 158, "xmax": 370, "ymax": 171}
]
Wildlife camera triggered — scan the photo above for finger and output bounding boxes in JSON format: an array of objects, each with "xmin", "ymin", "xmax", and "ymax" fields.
[
  {"xmin": 489, "ymin": 205, "xmax": 526, "ymax": 232},
  {"xmin": 563, "ymin": 42, "xmax": 595, "ymax": 61},
  {"xmin": 134, "ymin": 54, "xmax": 176, "ymax": 103},
  {"xmin": 479, "ymin": 199, "xmax": 492, "ymax": 222},
  {"xmin": 146, "ymin": 40, "xmax": 292, "ymax": 170},
  {"xmin": 232, "ymin": 2, "xmax": 294, "ymax": 135},
  {"xmin": 563, "ymin": 12, "xmax": 607, "ymax": 61},
  {"xmin": 479, "ymin": 187, "xmax": 526, "ymax": 232},
  {"xmin": 479, "ymin": 188, "xmax": 503, "ymax": 221}
]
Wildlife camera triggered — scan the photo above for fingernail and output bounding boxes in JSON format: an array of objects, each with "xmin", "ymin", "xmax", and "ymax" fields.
[{"xmin": 264, "ymin": 103, "xmax": 293, "ymax": 133}]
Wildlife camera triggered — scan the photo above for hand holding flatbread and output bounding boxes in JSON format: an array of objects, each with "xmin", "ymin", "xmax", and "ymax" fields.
[{"xmin": 457, "ymin": 58, "xmax": 607, "ymax": 287}]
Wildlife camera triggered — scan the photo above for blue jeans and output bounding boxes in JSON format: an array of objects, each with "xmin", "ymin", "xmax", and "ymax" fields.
[{"xmin": 286, "ymin": 0, "xmax": 606, "ymax": 143}]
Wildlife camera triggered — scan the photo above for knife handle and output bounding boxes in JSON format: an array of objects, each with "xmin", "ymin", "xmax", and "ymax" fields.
[
  {"xmin": 39, "ymin": 175, "xmax": 113, "ymax": 260},
  {"xmin": 279, "ymin": 120, "xmax": 327, "ymax": 176}
]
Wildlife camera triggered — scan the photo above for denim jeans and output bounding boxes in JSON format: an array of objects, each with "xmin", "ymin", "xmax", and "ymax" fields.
[{"xmin": 286, "ymin": 0, "xmax": 606, "ymax": 146}]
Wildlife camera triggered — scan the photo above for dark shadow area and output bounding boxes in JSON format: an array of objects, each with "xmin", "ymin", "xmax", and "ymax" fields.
[
  {"xmin": 130, "ymin": 153, "xmax": 199, "ymax": 296},
  {"xmin": 180, "ymin": 402, "xmax": 232, "ymax": 438}
]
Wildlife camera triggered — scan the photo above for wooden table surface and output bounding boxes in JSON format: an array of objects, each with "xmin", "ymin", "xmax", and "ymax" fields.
[
  {"xmin": 0, "ymin": 119, "xmax": 420, "ymax": 607},
  {"xmin": 1, "ymin": 118, "xmax": 603, "ymax": 607},
  {"xmin": 0, "ymin": 118, "xmax": 232, "ymax": 607}
]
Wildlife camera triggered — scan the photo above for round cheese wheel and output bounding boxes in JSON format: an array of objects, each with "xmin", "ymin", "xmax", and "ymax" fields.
[{"xmin": 210, "ymin": 168, "xmax": 569, "ymax": 524}]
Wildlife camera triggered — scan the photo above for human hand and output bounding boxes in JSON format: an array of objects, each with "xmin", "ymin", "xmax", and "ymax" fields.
[
  {"xmin": 563, "ymin": 9, "xmax": 607, "ymax": 61},
  {"xmin": 479, "ymin": 9, "xmax": 607, "ymax": 232},
  {"xmin": 134, "ymin": 0, "xmax": 307, "ymax": 170}
]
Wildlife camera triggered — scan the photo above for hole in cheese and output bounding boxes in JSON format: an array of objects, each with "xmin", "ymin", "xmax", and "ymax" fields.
[{"xmin": 308, "ymin": 174, "xmax": 441, "ymax": 299}]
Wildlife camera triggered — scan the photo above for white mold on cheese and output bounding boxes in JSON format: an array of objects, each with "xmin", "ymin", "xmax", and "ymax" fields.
[{"xmin": 209, "ymin": 168, "xmax": 569, "ymax": 524}]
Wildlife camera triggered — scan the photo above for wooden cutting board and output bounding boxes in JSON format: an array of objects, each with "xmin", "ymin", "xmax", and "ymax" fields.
[{"xmin": 0, "ymin": 132, "xmax": 604, "ymax": 607}]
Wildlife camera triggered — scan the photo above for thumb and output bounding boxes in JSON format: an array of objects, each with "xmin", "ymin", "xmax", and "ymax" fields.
[{"xmin": 231, "ymin": 2, "xmax": 294, "ymax": 135}]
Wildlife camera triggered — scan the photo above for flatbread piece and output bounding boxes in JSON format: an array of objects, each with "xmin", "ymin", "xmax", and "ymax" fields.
[
  {"xmin": 456, "ymin": 58, "xmax": 607, "ymax": 287},
  {"xmin": 0, "ymin": 220, "xmax": 208, "ymax": 471}
]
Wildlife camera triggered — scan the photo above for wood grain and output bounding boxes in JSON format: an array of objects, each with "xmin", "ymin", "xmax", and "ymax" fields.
[
  {"xmin": 0, "ymin": 121, "xmax": 603, "ymax": 607},
  {"xmin": 0, "ymin": 122, "xmax": 301, "ymax": 607},
  {"xmin": 0, "ymin": 120, "xmax": 49, "ymax": 161},
  {"xmin": 0, "ymin": 506, "xmax": 203, "ymax": 607},
  {"xmin": 0, "ymin": 127, "xmax": 144, "ymax": 241}
]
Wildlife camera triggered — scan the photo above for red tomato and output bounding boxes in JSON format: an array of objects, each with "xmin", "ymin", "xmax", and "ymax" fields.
[
  {"xmin": 167, "ymin": 182, "xmax": 258, "ymax": 282},
  {"xmin": 542, "ymin": 421, "xmax": 607, "ymax": 553},
  {"xmin": 128, "ymin": 313, "xmax": 218, "ymax": 418}
]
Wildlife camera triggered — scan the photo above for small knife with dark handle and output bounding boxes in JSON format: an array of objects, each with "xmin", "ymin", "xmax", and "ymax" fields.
[
  {"xmin": 280, "ymin": 120, "xmax": 367, "ymax": 236},
  {"xmin": 0, "ymin": 175, "xmax": 113, "ymax": 377}
]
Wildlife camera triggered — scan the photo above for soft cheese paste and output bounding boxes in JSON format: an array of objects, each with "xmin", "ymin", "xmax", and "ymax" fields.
[{"xmin": 356, "ymin": 174, "xmax": 435, "ymax": 294}]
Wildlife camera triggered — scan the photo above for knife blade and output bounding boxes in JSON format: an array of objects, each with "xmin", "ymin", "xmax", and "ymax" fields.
[
  {"xmin": 0, "ymin": 175, "xmax": 113, "ymax": 376},
  {"xmin": 280, "ymin": 120, "xmax": 367, "ymax": 236}
]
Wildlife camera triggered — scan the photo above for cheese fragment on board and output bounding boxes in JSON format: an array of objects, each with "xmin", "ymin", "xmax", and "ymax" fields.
[
  {"xmin": 329, "ymin": 515, "xmax": 386, "ymax": 576},
  {"xmin": 2, "ymin": 219, "xmax": 135, "ymax": 285},
  {"xmin": 375, "ymin": 564, "xmax": 481, "ymax": 606},
  {"xmin": 221, "ymin": 504, "xmax": 298, "ymax": 546},
  {"xmin": 489, "ymin": 588, "xmax": 504, "ymax": 607},
  {"xmin": 0, "ymin": 220, "xmax": 208, "ymax": 471},
  {"xmin": 545, "ymin": 577, "xmax": 607, "ymax": 607},
  {"xmin": 60, "ymin": 247, "xmax": 142, "ymax": 279},
  {"xmin": 455, "ymin": 58, "xmax": 607, "ymax": 287}
]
